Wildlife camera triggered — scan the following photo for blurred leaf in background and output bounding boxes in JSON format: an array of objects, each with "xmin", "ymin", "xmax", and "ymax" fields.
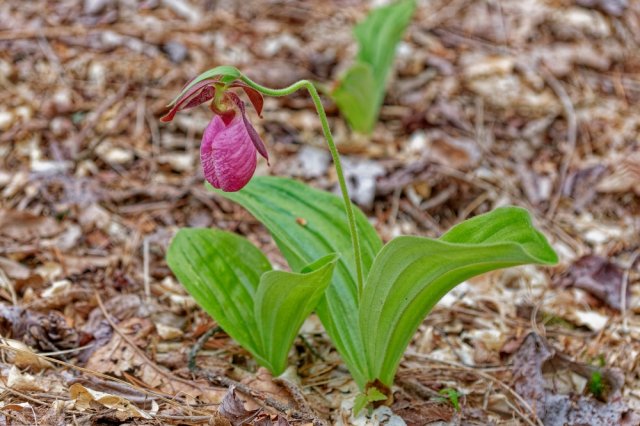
[{"xmin": 331, "ymin": 0, "xmax": 416, "ymax": 133}]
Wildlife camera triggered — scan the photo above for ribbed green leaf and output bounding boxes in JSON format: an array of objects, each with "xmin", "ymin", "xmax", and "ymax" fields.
[
  {"xmin": 255, "ymin": 253, "xmax": 339, "ymax": 375},
  {"xmin": 167, "ymin": 228, "xmax": 338, "ymax": 375},
  {"xmin": 166, "ymin": 229, "xmax": 269, "ymax": 364},
  {"xmin": 354, "ymin": 0, "xmax": 416, "ymax": 87},
  {"xmin": 360, "ymin": 207, "xmax": 558, "ymax": 386},
  {"xmin": 331, "ymin": 0, "xmax": 416, "ymax": 133},
  {"xmin": 215, "ymin": 177, "xmax": 383, "ymax": 387}
]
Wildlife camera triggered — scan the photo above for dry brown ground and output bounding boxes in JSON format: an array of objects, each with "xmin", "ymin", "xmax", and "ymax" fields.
[{"xmin": 0, "ymin": 0, "xmax": 639, "ymax": 424}]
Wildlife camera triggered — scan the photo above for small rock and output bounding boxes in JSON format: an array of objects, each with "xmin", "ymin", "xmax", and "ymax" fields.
[
  {"xmin": 162, "ymin": 41, "xmax": 188, "ymax": 63},
  {"xmin": 0, "ymin": 110, "xmax": 14, "ymax": 131},
  {"xmin": 84, "ymin": 0, "xmax": 112, "ymax": 15},
  {"xmin": 297, "ymin": 146, "xmax": 330, "ymax": 178},
  {"xmin": 96, "ymin": 141, "xmax": 134, "ymax": 164},
  {"xmin": 342, "ymin": 157, "xmax": 385, "ymax": 208},
  {"xmin": 155, "ymin": 323, "xmax": 183, "ymax": 340},
  {"xmin": 50, "ymin": 117, "xmax": 73, "ymax": 136}
]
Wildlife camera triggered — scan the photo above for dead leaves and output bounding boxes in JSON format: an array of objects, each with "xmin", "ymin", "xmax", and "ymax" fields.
[
  {"xmin": 511, "ymin": 332, "xmax": 639, "ymax": 426},
  {"xmin": 576, "ymin": 0, "xmax": 629, "ymax": 17},
  {"xmin": 218, "ymin": 386, "xmax": 291, "ymax": 426},
  {"xmin": 85, "ymin": 317, "xmax": 225, "ymax": 404},
  {"xmin": 219, "ymin": 387, "xmax": 261, "ymax": 425},
  {"xmin": 597, "ymin": 151, "xmax": 640, "ymax": 196},
  {"xmin": 69, "ymin": 382, "xmax": 155, "ymax": 421},
  {"xmin": 557, "ymin": 255, "xmax": 626, "ymax": 311},
  {"xmin": 0, "ymin": 210, "xmax": 63, "ymax": 243}
]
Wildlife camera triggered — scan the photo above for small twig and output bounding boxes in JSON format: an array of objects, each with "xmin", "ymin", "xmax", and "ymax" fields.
[
  {"xmin": 143, "ymin": 237, "xmax": 151, "ymax": 302},
  {"xmin": 0, "ymin": 385, "xmax": 49, "ymax": 407},
  {"xmin": 188, "ymin": 326, "xmax": 221, "ymax": 373},
  {"xmin": 273, "ymin": 373, "xmax": 324, "ymax": 423},
  {"xmin": 395, "ymin": 376, "xmax": 441, "ymax": 400},
  {"xmin": 36, "ymin": 33, "xmax": 69, "ymax": 86},
  {"xmin": 621, "ymin": 251, "xmax": 640, "ymax": 333},
  {"xmin": 298, "ymin": 333, "xmax": 326, "ymax": 362},
  {"xmin": 0, "ymin": 268, "xmax": 18, "ymax": 306},
  {"xmin": 388, "ymin": 186, "xmax": 402, "ymax": 227},
  {"xmin": 400, "ymin": 199, "xmax": 443, "ymax": 233},
  {"xmin": 543, "ymin": 69, "xmax": 577, "ymax": 219},
  {"xmin": 38, "ymin": 343, "xmax": 95, "ymax": 357},
  {"xmin": 74, "ymin": 83, "xmax": 130, "ymax": 157}
]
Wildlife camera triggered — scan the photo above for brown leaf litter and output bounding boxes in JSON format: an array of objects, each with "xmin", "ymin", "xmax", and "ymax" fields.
[
  {"xmin": 512, "ymin": 332, "xmax": 640, "ymax": 426},
  {"xmin": 0, "ymin": 0, "xmax": 639, "ymax": 423}
]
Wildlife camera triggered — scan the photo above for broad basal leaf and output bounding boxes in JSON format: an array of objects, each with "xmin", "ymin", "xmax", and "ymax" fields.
[
  {"xmin": 331, "ymin": 0, "xmax": 416, "ymax": 133},
  {"xmin": 214, "ymin": 177, "xmax": 383, "ymax": 387},
  {"xmin": 167, "ymin": 228, "xmax": 338, "ymax": 375},
  {"xmin": 255, "ymin": 253, "xmax": 339, "ymax": 375},
  {"xmin": 360, "ymin": 207, "xmax": 558, "ymax": 386},
  {"xmin": 167, "ymin": 228, "xmax": 268, "ymax": 362}
]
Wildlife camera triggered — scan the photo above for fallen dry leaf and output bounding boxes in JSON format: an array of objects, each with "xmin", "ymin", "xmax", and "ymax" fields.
[
  {"xmin": 597, "ymin": 151, "xmax": 640, "ymax": 196},
  {"xmin": 254, "ymin": 414, "xmax": 291, "ymax": 426},
  {"xmin": 6, "ymin": 365, "xmax": 44, "ymax": 392},
  {"xmin": 218, "ymin": 386, "xmax": 261, "ymax": 426},
  {"xmin": 0, "ymin": 210, "xmax": 64, "ymax": 242},
  {"xmin": 85, "ymin": 317, "xmax": 225, "ymax": 403},
  {"xmin": 557, "ymin": 255, "xmax": 626, "ymax": 311},
  {"xmin": 69, "ymin": 382, "xmax": 152, "ymax": 420},
  {"xmin": 1, "ymin": 339, "xmax": 53, "ymax": 370},
  {"xmin": 511, "ymin": 332, "xmax": 638, "ymax": 426},
  {"xmin": 0, "ymin": 257, "xmax": 30, "ymax": 280}
]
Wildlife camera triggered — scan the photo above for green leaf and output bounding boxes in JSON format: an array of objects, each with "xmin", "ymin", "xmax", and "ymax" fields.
[
  {"xmin": 366, "ymin": 387, "xmax": 387, "ymax": 402},
  {"xmin": 166, "ymin": 228, "xmax": 268, "ymax": 362},
  {"xmin": 354, "ymin": 0, "xmax": 416, "ymax": 87},
  {"xmin": 168, "ymin": 65, "xmax": 241, "ymax": 106},
  {"xmin": 360, "ymin": 207, "xmax": 558, "ymax": 386},
  {"xmin": 255, "ymin": 253, "xmax": 339, "ymax": 375},
  {"xmin": 589, "ymin": 371, "xmax": 604, "ymax": 399},
  {"xmin": 213, "ymin": 176, "xmax": 383, "ymax": 387},
  {"xmin": 167, "ymin": 228, "xmax": 338, "ymax": 375},
  {"xmin": 439, "ymin": 388, "xmax": 461, "ymax": 411},
  {"xmin": 330, "ymin": 63, "xmax": 377, "ymax": 134},
  {"xmin": 353, "ymin": 387, "xmax": 387, "ymax": 416},
  {"xmin": 331, "ymin": 0, "xmax": 416, "ymax": 133},
  {"xmin": 353, "ymin": 393, "xmax": 369, "ymax": 416}
]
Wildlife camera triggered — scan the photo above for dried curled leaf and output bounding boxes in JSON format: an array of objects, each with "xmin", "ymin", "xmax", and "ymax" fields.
[
  {"xmin": 512, "ymin": 333, "xmax": 638, "ymax": 426},
  {"xmin": 557, "ymin": 255, "xmax": 626, "ymax": 311},
  {"xmin": 218, "ymin": 386, "xmax": 261, "ymax": 426}
]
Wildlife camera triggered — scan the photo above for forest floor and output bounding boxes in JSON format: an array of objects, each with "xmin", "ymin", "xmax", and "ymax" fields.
[{"xmin": 0, "ymin": 0, "xmax": 639, "ymax": 424}]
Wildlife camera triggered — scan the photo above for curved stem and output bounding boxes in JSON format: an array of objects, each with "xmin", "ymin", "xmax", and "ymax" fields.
[{"xmin": 240, "ymin": 76, "xmax": 365, "ymax": 296}]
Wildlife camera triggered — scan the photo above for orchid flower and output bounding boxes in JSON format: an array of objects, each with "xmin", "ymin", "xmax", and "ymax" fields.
[{"xmin": 161, "ymin": 76, "xmax": 268, "ymax": 192}]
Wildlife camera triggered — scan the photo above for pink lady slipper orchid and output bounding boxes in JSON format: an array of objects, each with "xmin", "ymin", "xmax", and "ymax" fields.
[{"xmin": 161, "ymin": 76, "xmax": 268, "ymax": 192}]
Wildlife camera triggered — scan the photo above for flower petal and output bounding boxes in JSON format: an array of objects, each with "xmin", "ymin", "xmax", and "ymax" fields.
[
  {"xmin": 226, "ymin": 92, "xmax": 269, "ymax": 163},
  {"xmin": 200, "ymin": 115, "xmax": 257, "ymax": 192},
  {"xmin": 161, "ymin": 79, "xmax": 216, "ymax": 122},
  {"xmin": 230, "ymin": 82, "xmax": 264, "ymax": 117}
]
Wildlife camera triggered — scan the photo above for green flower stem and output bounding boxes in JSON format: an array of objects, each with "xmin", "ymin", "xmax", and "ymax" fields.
[{"xmin": 239, "ymin": 76, "xmax": 365, "ymax": 296}]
